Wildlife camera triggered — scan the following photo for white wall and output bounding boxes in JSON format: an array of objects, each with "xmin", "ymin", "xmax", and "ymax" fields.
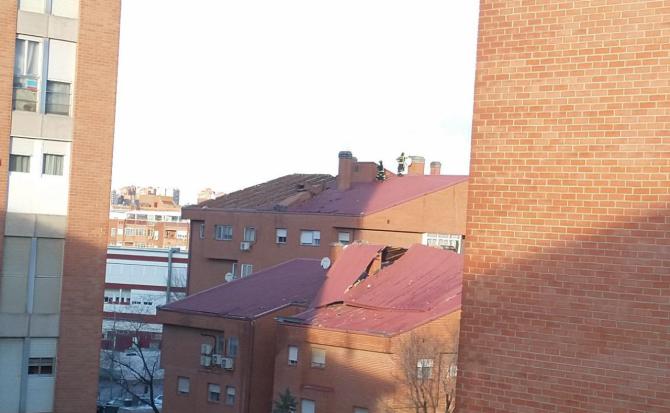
[
  {"xmin": 26, "ymin": 339, "xmax": 57, "ymax": 413},
  {"xmin": 0, "ymin": 339, "xmax": 22, "ymax": 413},
  {"xmin": 8, "ymin": 138, "xmax": 70, "ymax": 215},
  {"xmin": 106, "ymin": 260, "xmax": 187, "ymax": 288}
]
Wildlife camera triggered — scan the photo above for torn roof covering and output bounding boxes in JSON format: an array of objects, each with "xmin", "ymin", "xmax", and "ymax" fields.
[
  {"xmin": 160, "ymin": 259, "xmax": 326, "ymax": 320},
  {"xmin": 288, "ymin": 243, "xmax": 463, "ymax": 336},
  {"xmin": 194, "ymin": 173, "xmax": 466, "ymax": 216}
]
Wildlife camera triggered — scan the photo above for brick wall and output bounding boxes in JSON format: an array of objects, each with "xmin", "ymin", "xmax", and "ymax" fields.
[
  {"xmin": 54, "ymin": 1, "xmax": 121, "ymax": 412},
  {"xmin": 457, "ymin": 1, "xmax": 670, "ymax": 411},
  {"xmin": 0, "ymin": 2, "xmax": 17, "ymax": 270}
]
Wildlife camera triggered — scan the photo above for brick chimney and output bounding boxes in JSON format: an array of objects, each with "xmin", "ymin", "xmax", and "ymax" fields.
[
  {"xmin": 337, "ymin": 151, "xmax": 354, "ymax": 191},
  {"xmin": 430, "ymin": 161, "xmax": 442, "ymax": 175},
  {"xmin": 408, "ymin": 156, "xmax": 425, "ymax": 176}
]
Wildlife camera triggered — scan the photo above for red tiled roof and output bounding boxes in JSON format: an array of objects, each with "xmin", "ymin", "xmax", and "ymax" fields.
[
  {"xmin": 290, "ymin": 244, "xmax": 463, "ymax": 336},
  {"xmin": 196, "ymin": 174, "xmax": 334, "ymax": 210},
  {"xmin": 161, "ymin": 259, "xmax": 326, "ymax": 319},
  {"xmin": 310, "ymin": 244, "xmax": 385, "ymax": 308},
  {"xmin": 288, "ymin": 174, "xmax": 468, "ymax": 215}
]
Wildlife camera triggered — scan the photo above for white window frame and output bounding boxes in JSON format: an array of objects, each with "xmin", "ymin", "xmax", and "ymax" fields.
[
  {"xmin": 208, "ymin": 383, "xmax": 221, "ymax": 402},
  {"xmin": 417, "ymin": 358, "xmax": 434, "ymax": 379},
  {"xmin": 199, "ymin": 223, "xmax": 205, "ymax": 239},
  {"xmin": 311, "ymin": 348, "xmax": 326, "ymax": 368},
  {"xmin": 243, "ymin": 227, "xmax": 256, "ymax": 242},
  {"xmin": 225, "ymin": 386, "xmax": 236, "ymax": 405},
  {"xmin": 214, "ymin": 224, "xmax": 233, "ymax": 241},
  {"xmin": 422, "ymin": 233, "xmax": 463, "ymax": 253},
  {"xmin": 227, "ymin": 336, "xmax": 239, "ymax": 357},
  {"xmin": 301, "ymin": 399, "xmax": 316, "ymax": 413},
  {"xmin": 300, "ymin": 230, "xmax": 321, "ymax": 246},
  {"xmin": 276, "ymin": 228, "xmax": 287, "ymax": 244},
  {"xmin": 338, "ymin": 231, "xmax": 351, "ymax": 244},
  {"xmin": 288, "ymin": 345, "xmax": 298, "ymax": 366},
  {"xmin": 177, "ymin": 376, "xmax": 190, "ymax": 394},
  {"xmin": 240, "ymin": 264, "xmax": 253, "ymax": 278}
]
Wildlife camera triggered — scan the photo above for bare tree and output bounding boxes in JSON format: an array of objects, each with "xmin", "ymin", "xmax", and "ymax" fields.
[
  {"xmin": 101, "ymin": 310, "xmax": 163, "ymax": 412},
  {"xmin": 394, "ymin": 332, "xmax": 457, "ymax": 413}
]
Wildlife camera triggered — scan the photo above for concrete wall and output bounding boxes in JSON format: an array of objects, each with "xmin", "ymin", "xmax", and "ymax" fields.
[{"xmin": 457, "ymin": 1, "xmax": 670, "ymax": 411}]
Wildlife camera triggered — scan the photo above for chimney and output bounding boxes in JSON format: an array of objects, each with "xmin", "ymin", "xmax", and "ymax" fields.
[
  {"xmin": 430, "ymin": 161, "xmax": 442, "ymax": 175},
  {"xmin": 337, "ymin": 151, "xmax": 354, "ymax": 191},
  {"xmin": 408, "ymin": 156, "xmax": 425, "ymax": 175}
]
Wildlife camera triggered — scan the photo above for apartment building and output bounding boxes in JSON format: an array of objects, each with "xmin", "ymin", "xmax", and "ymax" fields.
[
  {"xmin": 273, "ymin": 244, "xmax": 462, "ymax": 413},
  {"xmin": 158, "ymin": 259, "xmax": 327, "ymax": 413},
  {"xmin": 184, "ymin": 151, "xmax": 468, "ymax": 294},
  {"xmin": 0, "ymin": 1, "xmax": 120, "ymax": 412},
  {"xmin": 108, "ymin": 193, "xmax": 190, "ymax": 251},
  {"xmin": 457, "ymin": 1, "xmax": 670, "ymax": 412}
]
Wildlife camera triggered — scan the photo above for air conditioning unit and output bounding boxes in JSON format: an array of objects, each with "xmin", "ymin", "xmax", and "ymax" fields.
[
  {"xmin": 212, "ymin": 354, "xmax": 224, "ymax": 366},
  {"xmin": 240, "ymin": 241, "xmax": 251, "ymax": 251},
  {"xmin": 201, "ymin": 344, "xmax": 212, "ymax": 355},
  {"xmin": 200, "ymin": 355, "xmax": 212, "ymax": 367},
  {"xmin": 222, "ymin": 357, "xmax": 234, "ymax": 370}
]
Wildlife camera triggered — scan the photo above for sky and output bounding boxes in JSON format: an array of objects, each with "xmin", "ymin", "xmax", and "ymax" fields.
[{"xmin": 111, "ymin": 1, "xmax": 480, "ymax": 205}]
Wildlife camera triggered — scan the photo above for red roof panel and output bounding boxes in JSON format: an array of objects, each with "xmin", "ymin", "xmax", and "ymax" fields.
[{"xmin": 161, "ymin": 259, "xmax": 326, "ymax": 319}]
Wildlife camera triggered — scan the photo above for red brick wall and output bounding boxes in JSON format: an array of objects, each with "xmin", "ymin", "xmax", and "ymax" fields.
[
  {"xmin": 457, "ymin": 1, "xmax": 670, "ymax": 412},
  {"xmin": 273, "ymin": 312, "xmax": 461, "ymax": 413},
  {"xmin": 0, "ymin": 2, "xmax": 17, "ymax": 269},
  {"xmin": 54, "ymin": 1, "xmax": 121, "ymax": 412}
]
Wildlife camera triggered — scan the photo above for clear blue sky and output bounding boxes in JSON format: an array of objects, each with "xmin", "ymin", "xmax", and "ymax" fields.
[{"xmin": 111, "ymin": 1, "xmax": 480, "ymax": 204}]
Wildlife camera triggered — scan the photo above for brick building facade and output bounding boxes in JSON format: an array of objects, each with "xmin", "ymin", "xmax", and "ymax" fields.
[
  {"xmin": 184, "ymin": 151, "xmax": 468, "ymax": 294},
  {"xmin": 0, "ymin": 1, "xmax": 120, "ymax": 412},
  {"xmin": 457, "ymin": 1, "xmax": 670, "ymax": 411}
]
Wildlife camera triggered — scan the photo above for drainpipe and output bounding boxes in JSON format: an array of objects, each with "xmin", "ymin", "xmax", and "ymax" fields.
[{"xmin": 165, "ymin": 248, "xmax": 179, "ymax": 304}]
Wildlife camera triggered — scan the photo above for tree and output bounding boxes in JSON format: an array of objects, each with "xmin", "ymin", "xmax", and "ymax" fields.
[
  {"xmin": 273, "ymin": 388, "xmax": 297, "ymax": 413},
  {"xmin": 395, "ymin": 332, "xmax": 457, "ymax": 413},
  {"xmin": 100, "ymin": 311, "xmax": 163, "ymax": 413}
]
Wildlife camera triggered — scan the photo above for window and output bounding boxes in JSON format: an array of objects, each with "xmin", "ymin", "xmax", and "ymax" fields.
[
  {"xmin": 422, "ymin": 233, "xmax": 463, "ymax": 253},
  {"xmin": 240, "ymin": 264, "xmax": 253, "ymax": 277},
  {"xmin": 300, "ymin": 230, "xmax": 321, "ymax": 246},
  {"xmin": 227, "ymin": 337, "xmax": 239, "ymax": 357},
  {"xmin": 354, "ymin": 408, "xmax": 369, "ymax": 413},
  {"xmin": 215, "ymin": 335, "xmax": 225, "ymax": 355},
  {"xmin": 42, "ymin": 154, "xmax": 64, "ymax": 175},
  {"xmin": 208, "ymin": 383, "xmax": 221, "ymax": 402},
  {"xmin": 225, "ymin": 386, "xmax": 236, "ymax": 405},
  {"xmin": 13, "ymin": 37, "xmax": 42, "ymax": 112},
  {"xmin": 199, "ymin": 223, "xmax": 205, "ymax": 239},
  {"xmin": 338, "ymin": 231, "xmax": 351, "ymax": 244},
  {"xmin": 28, "ymin": 358, "xmax": 54, "ymax": 375},
  {"xmin": 45, "ymin": 80, "xmax": 71, "ymax": 115},
  {"xmin": 20, "ymin": 0, "xmax": 46, "ymax": 13},
  {"xmin": 276, "ymin": 228, "xmax": 287, "ymax": 244},
  {"xmin": 301, "ymin": 399, "xmax": 315, "ymax": 413},
  {"xmin": 215, "ymin": 225, "xmax": 233, "ymax": 240},
  {"xmin": 231, "ymin": 263, "xmax": 238, "ymax": 279},
  {"xmin": 288, "ymin": 345, "xmax": 298, "ymax": 366},
  {"xmin": 311, "ymin": 348, "xmax": 326, "ymax": 368},
  {"xmin": 417, "ymin": 358, "xmax": 434, "ymax": 379},
  {"xmin": 9, "ymin": 154, "xmax": 30, "ymax": 172},
  {"xmin": 177, "ymin": 376, "xmax": 190, "ymax": 394},
  {"xmin": 243, "ymin": 227, "xmax": 256, "ymax": 242}
]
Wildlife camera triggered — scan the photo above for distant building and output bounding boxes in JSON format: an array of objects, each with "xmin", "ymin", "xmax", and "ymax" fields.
[
  {"xmin": 102, "ymin": 246, "xmax": 188, "ymax": 350},
  {"xmin": 109, "ymin": 190, "xmax": 190, "ymax": 250},
  {"xmin": 184, "ymin": 151, "xmax": 468, "ymax": 294},
  {"xmin": 158, "ymin": 259, "xmax": 326, "ymax": 413},
  {"xmin": 196, "ymin": 187, "xmax": 223, "ymax": 205}
]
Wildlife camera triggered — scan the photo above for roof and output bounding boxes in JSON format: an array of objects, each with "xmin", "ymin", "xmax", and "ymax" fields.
[
  {"xmin": 198, "ymin": 174, "xmax": 335, "ymax": 210},
  {"xmin": 161, "ymin": 259, "xmax": 326, "ymax": 320},
  {"xmin": 310, "ymin": 244, "xmax": 385, "ymax": 308},
  {"xmin": 288, "ymin": 244, "xmax": 463, "ymax": 336},
  {"xmin": 190, "ymin": 173, "xmax": 466, "ymax": 216},
  {"xmin": 288, "ymin": 174, "xmax": 467, "ymax": 215}
]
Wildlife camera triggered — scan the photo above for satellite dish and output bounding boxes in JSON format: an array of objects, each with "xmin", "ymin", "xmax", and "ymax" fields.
[
  {"xmin": 224, "ymin": 273, "xmax": 234, "ymax": 282},
  {"xmin": 320, "ymin": 257, "xmax": 331, "ymax": 270}
]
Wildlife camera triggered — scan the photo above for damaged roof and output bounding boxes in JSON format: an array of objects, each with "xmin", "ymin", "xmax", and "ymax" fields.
[{"xmin": 286, "ymin": 244, "xmax": 463, "ymax": 336}]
